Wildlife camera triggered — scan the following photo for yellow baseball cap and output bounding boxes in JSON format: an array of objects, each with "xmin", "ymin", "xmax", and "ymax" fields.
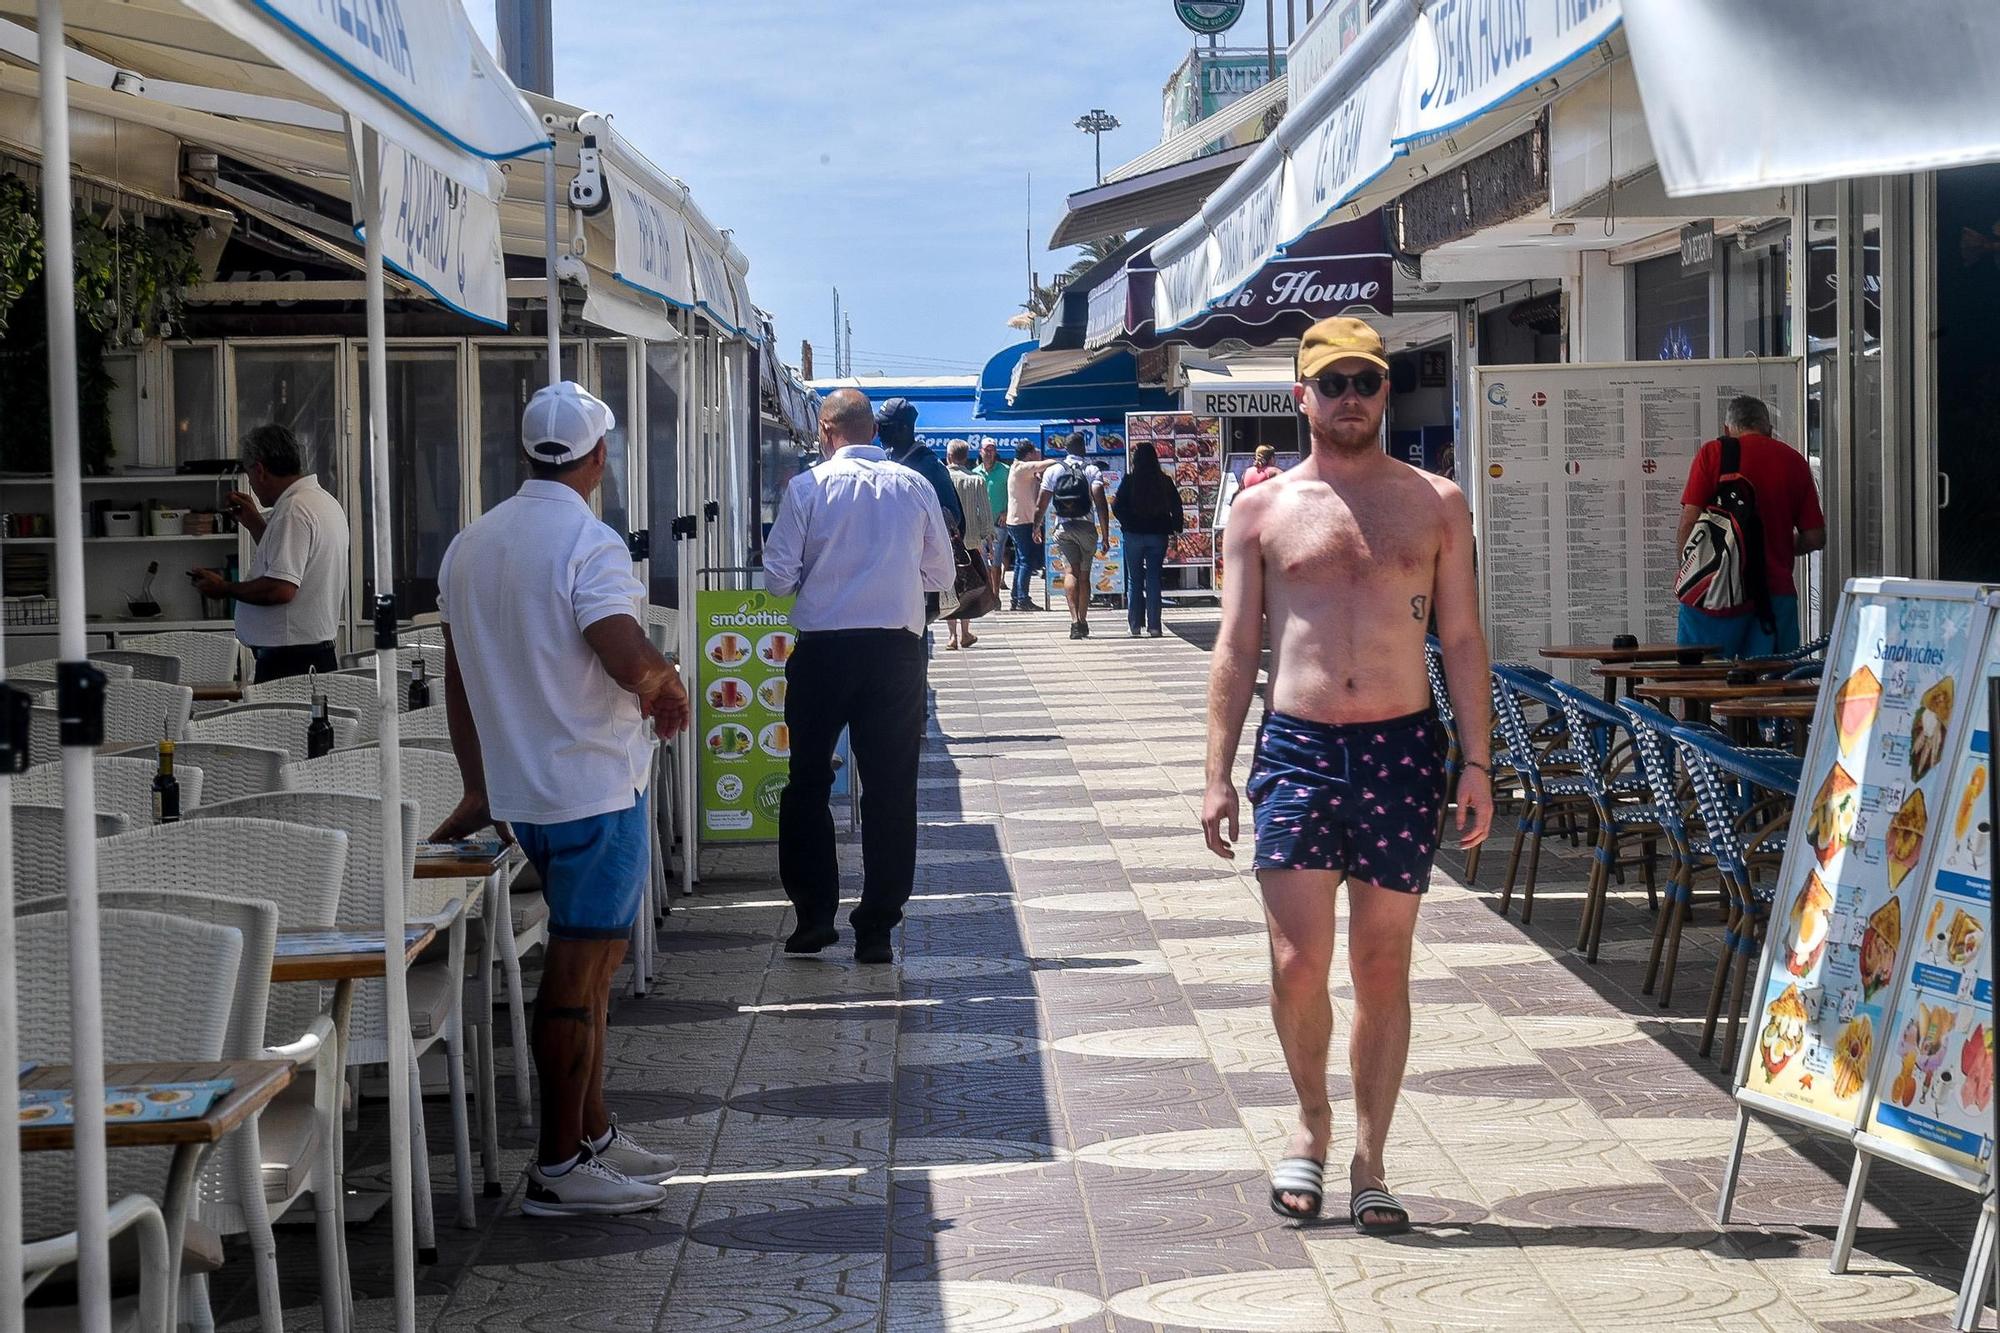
[{"xmin": 1297, "ymin": 316, "xmax": 1389, "ymax": 380}]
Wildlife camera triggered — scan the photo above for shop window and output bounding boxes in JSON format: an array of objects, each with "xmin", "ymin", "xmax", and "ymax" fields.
[
  {"xmin": 359, "ymin": 347, "xmax": 461, "ymax": 616},
  {"xmin": 1631, "ymin": 252, "xmax": 1709, "ymax": 361},
  {"xmin": 645, "ymin": 342, "xmax": 682, "ymax": 607},
  {"xmin": 231, "ymin": 345, "xmax": 341, "ymax": 499},
  {"xmin": 597, "ymin": 342, "xmax": 632, "ymax": 539},
  {"xmin": 477, "ymin": 344, "xmax": 579, "ymax": 512},
  {"xmin": 1723, "ymin": 239, "xmax": 1787, "ymax": 358},
  {"xmin": 170, "ymin": 346, "xmax": 224, "ymax": 466}
]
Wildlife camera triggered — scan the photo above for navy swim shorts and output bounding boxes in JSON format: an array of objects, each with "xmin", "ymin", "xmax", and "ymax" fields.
[{"xmin": 1246, "ymin": 708, "xmax": 1448, "ymax": 893}]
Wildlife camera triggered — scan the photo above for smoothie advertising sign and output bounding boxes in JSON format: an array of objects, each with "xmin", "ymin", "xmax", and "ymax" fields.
[{"xmin": 695, "ymin": 589, "xmax": 795, "ymax": 841}]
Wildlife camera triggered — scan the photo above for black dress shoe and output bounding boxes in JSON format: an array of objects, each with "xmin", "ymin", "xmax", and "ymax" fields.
[
  {"xmin": 853, "ymin": 937, "xmax": 895, "ymax": 965},
  {"xmin": 784, "ymin": 924, "xmax": 838, "ymax": 954}
]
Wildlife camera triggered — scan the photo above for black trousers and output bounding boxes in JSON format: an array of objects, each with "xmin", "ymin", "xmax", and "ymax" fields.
[
  {"xmin": 778, "ymin": 629, "xmax": 926, "ymax": 941},
  {"xmin": 251, "ymin": 640, "xmax": 338, "ymax": 683}
]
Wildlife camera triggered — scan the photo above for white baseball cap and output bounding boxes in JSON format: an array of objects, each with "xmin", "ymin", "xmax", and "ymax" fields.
[{"xmin": 521, "ymin": 381, "xmax": 615, "ymax": 465}]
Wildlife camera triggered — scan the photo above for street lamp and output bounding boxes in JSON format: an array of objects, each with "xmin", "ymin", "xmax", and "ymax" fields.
[{"xmin": 1074, "ymin": 108, "xmax": 1120, "ymax": 184}]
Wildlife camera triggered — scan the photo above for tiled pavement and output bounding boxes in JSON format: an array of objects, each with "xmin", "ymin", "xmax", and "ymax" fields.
[{"xmin": 220, "ymin": 608, "xmax": 1985, "ymax": 1331}]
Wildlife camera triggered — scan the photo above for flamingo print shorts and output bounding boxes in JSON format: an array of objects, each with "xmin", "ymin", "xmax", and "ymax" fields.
[{"xmin": 1246, "ymin": 708, "xmax": 1449, "ymax": 893}]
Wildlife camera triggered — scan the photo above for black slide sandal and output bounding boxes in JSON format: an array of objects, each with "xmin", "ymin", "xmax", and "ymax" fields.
[
  {"xmin": 1350, "ymin": 1186, "xmax": 1412, "ymax": 1236},
  {"xmin": 1269, "ymin": 1157, "xmax": 1325, "ymax": 1221}
]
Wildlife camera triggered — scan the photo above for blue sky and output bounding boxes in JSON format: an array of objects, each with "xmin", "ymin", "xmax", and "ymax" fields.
[{"xmin": 470, "ymin": 2, "xmax": 1207, "ymax": 378}]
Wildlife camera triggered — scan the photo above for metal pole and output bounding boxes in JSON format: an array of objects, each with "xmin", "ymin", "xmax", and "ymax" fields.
[
  {"xmin": 355, "ymin": 123, "xmax": 418, "ymax": 1333},
  {"xmin": 38, "ymin": 6, "xmax": 111, "ymax": 1328},
  {"xmin": 545, "ymin": 150, "xmax": 561, "ymax": 385},
  {"xmin": 0, "ymin": 562, "xmax": 19, "ymax": 1329},
  {"xmin": 1094, "ymin": 131, "xmax": 1103, "ymax": 185},
  {"xmin": 678, "ymin": 309, "xmax": 698, "ymax": 896},
  {"xmin": 1287, "ymin": 0, "xmax": 1296, "ymax": 43},
  {"xmin": 1266, "ymin": 0, "xmax": 1278, "ymax": 80}
]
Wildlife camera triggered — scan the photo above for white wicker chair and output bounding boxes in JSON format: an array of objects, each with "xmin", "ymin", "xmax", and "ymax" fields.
[
  {"xmin": 10, "ymin": 804, "xmax": 133, "ymax": 900},
  {"xmin": 245, "ymin": 673, "xmax": 388, "ymax": 735},
  {"xmin": 11, "ymin": 657, "xmax": 133, "ymax": 683},
  {"xmin": 92, "ymin": 649, "xmax": 183, "ymax": 683},
  {"xmin": 185, "ymin": 709, "xmax": 360, "ymax": 763},
  {"xmin": 25, "ymin": 706, "xmax": 58, "ymax": 763},
  {"xmin": 141, "ymin": 741, "xmax": 285, "ymax": 807},
  {"xmin": 119, "ymin": 630, "xmax": 241, "ymax": 685},
  {"xmin": 17, "ymin": 908, "xmax": 244, "ymax": 1329},
  {"xmin": 283, "ymin": 747, "xmax": 547, "ymax": 1142},
  {"xmin": 95, "ymin": 821, "xmax": 349, "ymax": 1333},
  {"xmin": 102, "ymin": 679, "xmax": 195, "ymax": 744},
  {"xmin": 187, "ymin": 791, "xmax": 476, "ymax": 1239},
  {"xmin": 16, "ymin": 757, "xmax": 205, "ymax": 824},
  {"xmin": 395, "ymin": 705, "xmax": 451, "ymax": 740},
  {"xmin": 402, "ymin": 624, "xmax": 445, "ymax": 648}
]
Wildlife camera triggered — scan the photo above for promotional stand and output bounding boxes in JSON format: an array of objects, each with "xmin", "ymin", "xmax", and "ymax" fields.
[{"xmin": 1712, "ymin": 581, "xmax": 1996, "ymax": 1331}]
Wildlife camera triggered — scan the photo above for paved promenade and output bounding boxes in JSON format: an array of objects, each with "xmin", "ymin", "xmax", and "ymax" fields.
[{"xmin": 225, "ymin": 609, "xmax": 1977, "ymax": 1331}]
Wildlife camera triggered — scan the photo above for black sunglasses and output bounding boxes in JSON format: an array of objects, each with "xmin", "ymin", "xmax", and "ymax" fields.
[
  {"xmin": 1313, "ymin": 370, "xmax": 1384, "ymax": 400},
  {"xmin": 1304, "ymin": 368, "xmax": 1384, "ymax": 400}
]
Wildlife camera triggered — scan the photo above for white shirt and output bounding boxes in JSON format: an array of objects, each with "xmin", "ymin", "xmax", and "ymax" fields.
[
  {"xmin": 436, "ymin": 480, "xmax": 650, "ymax": 825},
  {"xmin": 236, "ymin": 474, "xmax": 349, "ymax": 648},
  {"xmin": 1039, "ymin": 456, "xmax": 1105, "ymax": 521},
  {"xmin": 761, "ymin": 444, "xmax": 955, "ymax": 636}
]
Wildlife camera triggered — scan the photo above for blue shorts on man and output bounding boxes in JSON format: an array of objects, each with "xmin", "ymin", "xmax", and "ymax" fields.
[{"xmin": 515, "ymin": 791, "xmax": 650, "ymax": 940}]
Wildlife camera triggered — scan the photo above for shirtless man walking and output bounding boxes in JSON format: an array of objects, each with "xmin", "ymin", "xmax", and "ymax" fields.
[{"xmin": 1202, "ymin": 316, "xmax": 1493, "ymax": 1233}]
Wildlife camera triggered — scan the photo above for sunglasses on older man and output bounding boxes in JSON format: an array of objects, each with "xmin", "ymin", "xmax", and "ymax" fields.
[{"xmin": 1313, "ymin": 370, "xmax": 1385, "ymax": 400}]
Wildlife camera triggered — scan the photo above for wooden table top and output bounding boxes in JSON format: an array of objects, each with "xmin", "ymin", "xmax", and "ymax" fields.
[
  {"xmin": 269, "ymin": 923, "xmax": 437, "ymax": 984},
  {"xmin": 20, "ymin": 1059, "xmax": 291, "ymax": 1152},
  {"xmin": 1635, "ymin": 679, "xmax": 1821, "ymax": 703},
  {"xmin": 414, "ymin": 844, "xmax": 519, "ymax": 880},
  {"xmin": 1592, "ymin": 659, "xmax": 1797, "ymax": 682},
  {"xmin": 1541, "ymin": 642, "xmax": 1719, "ymax": 663},
  {"xmin": 1711, "ymin": 698, "xmax": 1817, "ymax": 722},
  {"xmin": 189, "ymin": 683, "xmax": 243, "ymax": 702}
]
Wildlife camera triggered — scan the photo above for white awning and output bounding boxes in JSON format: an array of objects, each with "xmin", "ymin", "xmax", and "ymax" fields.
[
  {"xmin": 1152, "ymin": 0, "xmax": 1622, "ymax": 332},
  {"xmin": 578, "ymin": 261, "xmax": 681, "ymax": 343},
  {"xmin": 357, "ymin": 134, "xmax": 508, "ymax": 327},
  {"xmin": 176, "ymin": 0, "xmax": 548, "ymax": 190},
  {"xmin": 1621, "ymin": 0, "xmax": 2000, "ymax": 197}
]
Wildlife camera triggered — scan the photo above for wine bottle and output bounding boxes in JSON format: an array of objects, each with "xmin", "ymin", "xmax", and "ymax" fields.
[
  {"xmin": 151, "ymin": 723, "xmax": 180, "ymax": 824},
  {"xmin": 408, "ymin": 655, "xmax": 431, "ymax": 711},
  {"xmin": 306, "ymin": 668, "xmax": 334, "ymax": 759}
]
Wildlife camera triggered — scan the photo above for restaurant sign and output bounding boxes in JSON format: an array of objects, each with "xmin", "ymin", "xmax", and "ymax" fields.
[
  {"xmin": 1175, "ymin": 0, "xmax": 1244, "ymax": 35},
  {"xmin": 357, "ymin": 135, "xmax": 507, "ymax": 327}
]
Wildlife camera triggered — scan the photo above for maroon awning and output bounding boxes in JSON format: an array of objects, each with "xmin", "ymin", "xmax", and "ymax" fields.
[{"xmin": 1086, "ymin": 214, "xmax": 1393, "ymax": 351}]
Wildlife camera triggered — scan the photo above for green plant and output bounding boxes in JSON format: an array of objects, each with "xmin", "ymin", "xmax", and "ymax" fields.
[{"xmin": 0, "ymin": 174, "xmax": 44, "ymax": 338}]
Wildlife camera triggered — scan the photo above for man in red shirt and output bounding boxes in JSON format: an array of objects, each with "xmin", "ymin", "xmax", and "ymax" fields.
[{"xmin": 1673, "ymin": 396, "xmax": 1826, "ymax": 657}]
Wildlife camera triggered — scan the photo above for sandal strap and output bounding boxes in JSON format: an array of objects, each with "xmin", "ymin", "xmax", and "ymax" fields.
[
  {"xmin": 1271, "ymin": 1157, "xmax": 1325, "ymax": 1192},
  {"xmin": 1351, "ymin": 1187, "xmax": 1406, "ymax": 1216}
]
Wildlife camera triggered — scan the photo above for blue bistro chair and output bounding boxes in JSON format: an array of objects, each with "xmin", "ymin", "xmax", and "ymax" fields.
[
  {"xmin": 1424, "ymin": 637, "xmax": 1463, "ymax": 842},
  {"xmin": 1670, "ymin": 724, "xmax": 1795, "ymax": 1066},
  {"xmin": 1546, "ymin": 680, "xmax": 1670, "ymax": 961},
  {"xmin": 1618, "ymin": 699, "xmax": 1715, "ymax": 1006},
  {"xmin": 1488, "ymin": 665, "xmax": 1595, "ymax": 923},
  {"xmin": 1778, "ymin": 632, "xmax": 1830, "ymax": 663}
]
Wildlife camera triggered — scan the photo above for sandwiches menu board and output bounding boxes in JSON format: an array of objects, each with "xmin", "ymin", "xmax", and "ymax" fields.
[
  {"xmin": 696, "ymin": 589, "xmax": 796, "ymax": 842},
  {"xmin": 1860, "ymin": 618, "xmax": 1996, "ymax": 1171},
  {"xmin": 1742, "ymin": 583, "xmax": 1987, "ymax": 1133}
]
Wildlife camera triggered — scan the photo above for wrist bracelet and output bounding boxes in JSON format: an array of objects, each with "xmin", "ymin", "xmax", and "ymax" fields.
[{"xmin": 1462, "ymin": 760, "xmax": 1491, "ymax": 774}]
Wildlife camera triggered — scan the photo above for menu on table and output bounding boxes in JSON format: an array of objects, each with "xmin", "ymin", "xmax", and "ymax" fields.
[
  {"xmin": 274, "ymin": 926, "xmax": 431, "ymax": 957},
  {"xmin": 1741, "ymin": 586, "xmax": 1986, "ymax": 1133},
  {"xmin": 20, "ymin": 1079, "xmax": 234, "ymax": 1127},
  {"xmin": 695, "ymin": 589, "xmax": 796, "ymax": 842},
  {"xmin": 1860, "ymin": 616, "xmax": 1996, "ymax": 1171}
]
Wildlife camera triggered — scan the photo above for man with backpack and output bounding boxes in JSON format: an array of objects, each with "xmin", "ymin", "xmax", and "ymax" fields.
[
  {"xmin": 1033, "ymin": 431, "xmax": 1112, "ymax": 639},
  {"xmin": 1673, "ymin": 396, "xmax": 1825, "ymax": 657}
]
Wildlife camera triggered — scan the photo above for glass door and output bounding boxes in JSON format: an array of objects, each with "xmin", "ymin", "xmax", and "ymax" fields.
[
  {"xmin": 355, "ymin": 343, "xmax": 464, "ymax": 617},
  {"xmin": 473, "ymin": 342, "xmax": 580, "ymax": 512},
  {"xmin": 1932, "ymin": 164, "xmax": 2000, "ymax": 581}
]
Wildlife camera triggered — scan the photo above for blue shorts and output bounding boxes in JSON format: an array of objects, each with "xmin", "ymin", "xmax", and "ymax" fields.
[
  {"xmin": 1247, "ymin": 709, "xmax": 1447, "ymax": 893},
  {"xmin": 514, "ymin": 792, "xmax": 650, "ymax": 941},
  {"xmin": 1677, "ymin": 594, "xmax": 1800, "ymax": 659}
]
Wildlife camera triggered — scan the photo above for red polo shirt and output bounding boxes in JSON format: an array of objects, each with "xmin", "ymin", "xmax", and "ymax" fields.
[{"xmin": 1679, "ymin": 433, "xmax": 1825, "ymax": 597}]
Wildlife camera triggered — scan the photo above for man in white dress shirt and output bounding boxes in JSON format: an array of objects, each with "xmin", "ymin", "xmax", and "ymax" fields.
[
  {"xmin": 763, "ymin": 388, "xmax": 955, "ymax": 965},
  {"xmin": 433, "ymin": 382, "xmax": 689, "ymax": 1216}
]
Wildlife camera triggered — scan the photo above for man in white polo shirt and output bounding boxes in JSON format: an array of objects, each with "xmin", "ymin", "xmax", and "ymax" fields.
[
  {"xmin": 432, "ymin": 381, "xmax": 690, "ymax": 1217},
  {"xmin": 190, "ymin": 423, "xmax": 348, "ymax": 681}
]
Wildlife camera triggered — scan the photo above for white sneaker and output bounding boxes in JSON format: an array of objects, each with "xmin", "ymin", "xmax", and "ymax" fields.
[
  {"xmin": 593, "ymin": 1122, "xmax": 678, "ymax": 1184},
  {"xmin": 521, "ymin": 1151, "xmax": 667, "ymax": 1217}
]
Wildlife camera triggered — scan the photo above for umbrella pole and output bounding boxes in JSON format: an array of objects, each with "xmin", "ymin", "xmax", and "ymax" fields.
[
  {"xmin": 0, "ymin": 499, "xmax": 21, "ymax": 1327},
  {"xmin": 354, "ymin": 122, "xmax": 418, "ymax": 1333},
  {"xmin": 679, "ymin": 311, "xmax": 698, "ymax": 896},
  {"xmin": 545, "ymin": 149, "xmax": 561, "ymax": 386},
  {"xmin": 38, "ymin": 6, "xmax": 113, "ymax": 1329}
]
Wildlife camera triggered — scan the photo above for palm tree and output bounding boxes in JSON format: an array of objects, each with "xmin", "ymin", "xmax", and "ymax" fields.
[{"xmin": 1016, "ymin": 233, "xmax": 1127, "ymax": 320}]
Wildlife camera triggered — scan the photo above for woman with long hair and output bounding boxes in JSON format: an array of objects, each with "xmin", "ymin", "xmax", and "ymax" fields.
[{"xmin": 1112, "ymin": 442, "xmax": 1183, "ymax": 637}]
